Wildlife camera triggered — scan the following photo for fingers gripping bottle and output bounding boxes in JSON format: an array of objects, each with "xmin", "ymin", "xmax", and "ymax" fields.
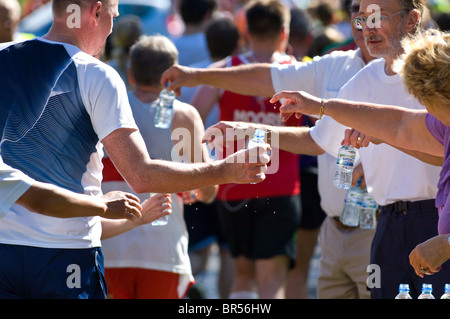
[
  {"xmin": 333, "ymin": 145, "xmax": 356, "ymax": 189},
  {"xmin": 247, "ymin": 129, "xmax": 267, "ymax": 183},
  {"xmin": 150, "ymin": 193, "xmax": 169, "ymax": 226},
  {"xmin": 154, "ymin": 88, "xmax": 175, "ymax": 129}
]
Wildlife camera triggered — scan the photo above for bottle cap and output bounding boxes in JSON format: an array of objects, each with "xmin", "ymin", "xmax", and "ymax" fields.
[
  {"xmin": 399, "ymin": 284, "xmax": 409, "ymax": 292},
  {"xmin": 422, "ymin": 283, "xmax": 432, "ymax": 292},
  {"xmin": 254, "ymin": 129, "xmax": 266, "ymax": 139}
]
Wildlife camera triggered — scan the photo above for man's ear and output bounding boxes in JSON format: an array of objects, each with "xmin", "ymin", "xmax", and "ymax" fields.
[
  {"xmin": 90, "ymin": 1, "xmax": 102, "ymax": 22},
  {"xmin": 127, "ymin": 68, "xmax": 135, "ymax": 86},
  {"xmin": 405, "ymin": 9, "xmax": 420, "ymax": 33}
]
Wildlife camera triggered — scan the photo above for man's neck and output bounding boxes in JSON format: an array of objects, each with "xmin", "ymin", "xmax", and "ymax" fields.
[{"xmin": 132, "ymin": 86, "xmax": 161, "ymax": 103}]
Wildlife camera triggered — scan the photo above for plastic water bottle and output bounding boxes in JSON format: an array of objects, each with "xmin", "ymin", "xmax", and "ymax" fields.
[
  {"xmin": 247, "ymin": 129, "xmax": 267, "ymax": 183},
  {"xmin": 340, "ymin": 181, "xmax": 363, "ymax": 227},
  {"xmin": 395, "ymin": 284, "xmax": 412, "ymax": 299},
  {"xmin": 150, "ymin": 193, "xmax": 169, "ymax": 226},
  {"xmin": 441, "ymin": 284, "xmax": 450, "ymax": 299},
  {"xmin": 359, "ymin": 191, "xmax": 378, "ymax": 229},
  {"xmin": 247, "ymin": 129, "xmax": 266, "ymax": 151},
  {"xmin": 154, "ymin": 88, "xmax": 175, "ymax": 129},
  {"xmin": 247, "ymin": 129, "xmax": 267, "ymax": 160},
  {"xmin": 418, "ymin": 284, "xmax": 435, "ymax": 299},
  {"xmin": 333, "ymin": 145, "xmax": 356, "ymax": 189},
  {"xmin": 394, "ymin": 284, "xmax": 412, "ymax": 299}
]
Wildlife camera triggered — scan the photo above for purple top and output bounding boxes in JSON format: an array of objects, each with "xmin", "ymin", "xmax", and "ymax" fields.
[{"xmin": 425, "ymin": 113, "xmax": 450, "ymax": 235}]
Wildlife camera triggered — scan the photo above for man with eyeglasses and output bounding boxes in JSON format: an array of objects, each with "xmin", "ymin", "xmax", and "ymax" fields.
[
  {"xmin": 162, "ymin": 0, "xmax": 450, "ymax": 299},
  {"xmin": 162, "ymin": 0, "xmax": 379, "ymax": 299}
]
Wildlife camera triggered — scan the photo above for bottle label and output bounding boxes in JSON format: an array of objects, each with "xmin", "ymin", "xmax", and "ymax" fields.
[
  {"xmin": 346, "ymin": 190, "xmax": 362, "ymax": 205},
  {"xmin": 337, "ymin": 154, "xmax": 355, "ymax": 167}
]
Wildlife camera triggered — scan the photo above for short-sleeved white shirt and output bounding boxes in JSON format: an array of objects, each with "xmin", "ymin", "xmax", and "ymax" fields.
[
  {"xmin": 0, "ymin": 38, "xmax": 137, "ymax": 248},
  {"xmin": 271, "ymin": 49, "xmax": 366, "ymax": 216}
]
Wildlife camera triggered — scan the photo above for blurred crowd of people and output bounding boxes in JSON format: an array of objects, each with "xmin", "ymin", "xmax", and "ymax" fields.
[{"xmin": 0, "ymin": 0, "xmax": 449, "ymax": 300}]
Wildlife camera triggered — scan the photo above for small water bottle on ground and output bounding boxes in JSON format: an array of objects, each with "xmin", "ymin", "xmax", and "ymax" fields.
[
  {"xmin": 150, "ymin": 193, "xmax": 169, "ymax": 226},
  {"xmin": 340, "ymin": 181, "xmax": 363, "ymax": 227},
  {"xmin": 333, "ymin": 145, "xmax": 356, "ymax": 189},
  {"xmin": 418, "ymin": 284, "xmax": 435, "ymax": 299},
  {"xmin": 359, "ymin": 191, "xmax": 378, "ymax": 229},
  {"xmin": 154, "ymin": 88, "xmax": 175, "ymax": 129},
  {"xmin": 441, "ymin": 284, "xmax": 450, "ymax": 299},
  {"xmin": 395, "ymin": 284, "xmax": 412, "ymax": 299}
]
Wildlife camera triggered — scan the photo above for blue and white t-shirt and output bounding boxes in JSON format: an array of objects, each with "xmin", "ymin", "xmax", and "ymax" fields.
[{"xmin": 0, "ymin": 38, "xmax": 137, "ymax": 248}]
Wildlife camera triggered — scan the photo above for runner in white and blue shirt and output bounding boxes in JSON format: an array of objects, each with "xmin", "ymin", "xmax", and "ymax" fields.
[{"xmin": 0, "ymin": 37, "xmax": 137, "ymax": 298}]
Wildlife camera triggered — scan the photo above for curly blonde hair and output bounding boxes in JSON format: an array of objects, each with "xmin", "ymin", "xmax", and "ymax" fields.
[{"xmin": 393, "ymin": 29, "xmax": 450, "ymax": 110}]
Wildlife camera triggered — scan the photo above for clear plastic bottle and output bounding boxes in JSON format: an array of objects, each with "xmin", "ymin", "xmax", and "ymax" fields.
[
  {"xmin": 418, "ymin": 283, "xmax": 435, "ymax": 299},
  {"xmin": 247, "ymin": 129, "xmax": 266, "ymax": 150},
  {"xmin": 340, "ymin": 180, "xmax": 363, "ymax": 227},
  {"xmin": 441, "ymin": 284, "xmax": 450, "ymax": 299},
  {"xmin": 247, "ymin": 129, "xmax": 267, "ymax": 183},
  {"xmin": 333, "ymin": 145, "xmax": 356, "ymax": 189},
  {"xmin": 359, "ymin": 191, "xmax": 378, "ymax": 229},
  {"xmin": 247, "ymin": 129, "xmax": 267, "ymax": 160},
  {"xmin": 150, "ymin": 193, "xmax": 169, "ymax": 226},
  {"xmin": 395, "ymin": 284, "xmax": 412, "ymax": 299},
  {"xmin": 154, "ymin": 88, "xmax": 175, "ymax": 129}
]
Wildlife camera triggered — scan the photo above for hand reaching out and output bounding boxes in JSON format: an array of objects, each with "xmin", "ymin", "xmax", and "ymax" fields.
[
  {"xmin": 342, "ymin": 128, "xmax": 382, "ymax": 149},
  {"xmin": 135, "ymin": 193, "xmax": 172, "ymax": 225},
  {"xmin": 101, "ymin": 191, "xmax": 142, "ymax": 221}
]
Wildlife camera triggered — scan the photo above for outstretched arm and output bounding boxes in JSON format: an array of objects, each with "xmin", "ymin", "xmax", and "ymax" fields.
[
  {"xmin": 102, "ymin": 128, "xmax": 270, "ymax": 194},
  {"xmin": 202, "ymin": 121, "xmax": 325, "ymax": 156},
  {"xmin": 272, "ymin": 90, "xmax": 444, "ymax": 157},
  {"xmin": 100, "ymin": 193, "xmax": 172, "ymax": 240},
  {"xmin": 17, "ymin": 182, "xmax": 142, "ymax": 220},
  {"xmin": 161, "ymin": 63, "xmax": 275, "ymax": 98},
  {"xmin": 343, "ymin": 128, "xmax": 444, "ymax": 166}
]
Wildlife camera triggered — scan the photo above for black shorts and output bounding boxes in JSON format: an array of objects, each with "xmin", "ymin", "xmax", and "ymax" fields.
[
  {"xmin": 218, "ymin": 195, "xmax": 301, "ymax": 264},
  {"xmin": 299, "ymin": 169, "xmax": 326, "ymax": 229}
]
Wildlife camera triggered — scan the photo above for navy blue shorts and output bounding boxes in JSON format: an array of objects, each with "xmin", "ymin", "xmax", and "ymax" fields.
[
  {"xmin": 370, "ymin": 200, "xmax": 450, "ymax": 299},
  {"xmin": 0, "ymin": 244, "xmax": 107, "ymax": 299}
]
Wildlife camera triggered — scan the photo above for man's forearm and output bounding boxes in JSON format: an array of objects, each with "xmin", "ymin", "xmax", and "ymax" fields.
[{"xmin": 17, "ymin": 181, "xmax": 107, "ymax": 218}]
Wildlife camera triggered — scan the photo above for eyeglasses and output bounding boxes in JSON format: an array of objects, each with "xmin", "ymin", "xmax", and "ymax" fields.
[{"xmin": 352, "ymin": 10, "xmax": 405, "ymax": 30}]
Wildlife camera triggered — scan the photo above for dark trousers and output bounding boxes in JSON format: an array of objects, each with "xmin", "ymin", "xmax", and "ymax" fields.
[{"xmin": 370, "ymin": 199, "xmax": 450, "ymax": 299}]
